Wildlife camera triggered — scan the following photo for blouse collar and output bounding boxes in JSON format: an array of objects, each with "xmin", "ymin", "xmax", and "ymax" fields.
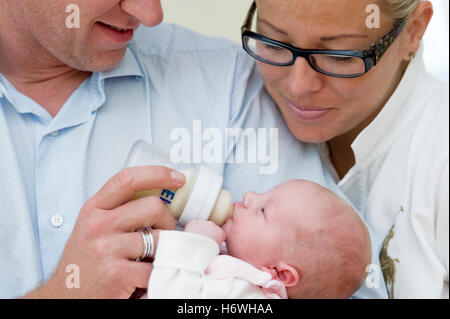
[{"xmin": 350, "ymin": 45, "xmax": 426, "ymax": 165}]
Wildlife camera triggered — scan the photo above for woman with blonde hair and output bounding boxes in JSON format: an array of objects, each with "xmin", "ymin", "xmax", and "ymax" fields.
[{"xmin": 241, "ymin": 0, "xmax": 448, "ymax": 298}]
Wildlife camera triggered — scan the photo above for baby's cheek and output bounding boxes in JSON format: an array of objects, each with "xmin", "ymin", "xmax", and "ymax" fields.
[{"xmin": 225, "ymin": 231, "xmax": 246, "ymax": 259}]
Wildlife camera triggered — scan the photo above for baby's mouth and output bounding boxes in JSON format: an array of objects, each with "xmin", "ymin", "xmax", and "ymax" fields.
[
  {"xmin": 233, "ymin": 202, "xmax": 244, "ymax": 210},
  {"xmin": 221, "ymin": 202, "xmax": 242, "ymax": 234}
]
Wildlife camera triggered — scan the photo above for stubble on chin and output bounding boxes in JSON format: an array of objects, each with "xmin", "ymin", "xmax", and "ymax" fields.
[{"xmin": 65, "ymin": 37, "xmax": 128, "ymax": 73}]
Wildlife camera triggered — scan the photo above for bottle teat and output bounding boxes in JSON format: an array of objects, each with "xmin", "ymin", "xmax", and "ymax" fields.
[{"xmin": 209, "ymin": 189, "xmax": 233, "ymax": 226}]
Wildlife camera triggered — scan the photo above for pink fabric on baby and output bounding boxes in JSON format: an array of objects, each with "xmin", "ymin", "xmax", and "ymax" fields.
[{"xmin": 205, "ymin": 255, "xmax": 288, "ymax": 299}]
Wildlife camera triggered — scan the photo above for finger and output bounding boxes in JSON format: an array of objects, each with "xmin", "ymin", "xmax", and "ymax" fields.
[
  {"xmin": 112, "ymin": 195, "xmax": 176, "ymax": 232},
  {"xmin": 125, "ymin": 260, "xmax": 154, "ymax": 290},
  {"xmin": 83, "ymin": 166, "xmax": 186, "ymax": 211},
  {"xmin": 113, "ymin": 230, "xmax": 160, "ymax": 260}
]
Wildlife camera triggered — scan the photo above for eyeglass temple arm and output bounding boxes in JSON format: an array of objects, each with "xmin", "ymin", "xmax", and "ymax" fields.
[
  {"xmin": 242, "ymin": 1, "xmax": 257, "ymax": 32},
  {"xmin": 370, "ymin": 19, "xmax": 407, "ymax": 64}
]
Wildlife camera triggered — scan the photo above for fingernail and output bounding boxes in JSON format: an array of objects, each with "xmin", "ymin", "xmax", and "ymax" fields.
[{"xmin": 171, "ymin": 171, "xmax": 186, "ymax": 185}]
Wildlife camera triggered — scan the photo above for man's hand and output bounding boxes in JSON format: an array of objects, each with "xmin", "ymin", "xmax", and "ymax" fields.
[
  {"xmin": 185, "ymin": 220, "xmax": 226, "ymax": 247},
  {"xmin": 22, "ymin": 166, "xmax": 185, "ymax": 299}
]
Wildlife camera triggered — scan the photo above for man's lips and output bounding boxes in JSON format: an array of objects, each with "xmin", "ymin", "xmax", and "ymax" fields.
[
  {"xmin": 97, "ymin": 21, "xmax": 138, "ymax": 32},
  {"xmin": 286, "ymin": 99, "xmax": 333, "ymax": 121},
  {"xmin": 95, "ymin": 21, "xmax": 136, "ymax": 44}
]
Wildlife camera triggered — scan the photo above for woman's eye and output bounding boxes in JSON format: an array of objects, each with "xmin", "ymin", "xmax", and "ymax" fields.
[
  {"xmin": 329, "ymin": 56, "xmax": 354, "ymax": 63},
  {"xmin": 264, "ymin": 44, "xmax": 283, "ymax": 51}
]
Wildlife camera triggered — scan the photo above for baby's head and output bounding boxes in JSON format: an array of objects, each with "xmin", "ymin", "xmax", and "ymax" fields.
[{"xmin": 222, "ymin": 180, "xmax": 371, "ymax": 299}]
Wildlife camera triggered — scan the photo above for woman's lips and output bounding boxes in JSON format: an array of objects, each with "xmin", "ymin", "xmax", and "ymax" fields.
[
  {"xmin": 95, "ymin": 22, "xmax": 135, "ymax": 44},
  {"xmin": 286, "ymin": 100, "xmax": 332, "ymax": 121}
]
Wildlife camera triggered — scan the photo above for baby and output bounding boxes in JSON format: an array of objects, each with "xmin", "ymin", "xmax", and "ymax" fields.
[{"xmin": 146, "ymin": 180, "xmax": 371, "ymax": 299}]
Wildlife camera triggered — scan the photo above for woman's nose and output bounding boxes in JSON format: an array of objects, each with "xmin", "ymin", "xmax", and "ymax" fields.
[
  {"xmin": 121, "ymin": 0, "xmax": 164, "ymax": 27},
  {"xmin": 287, "ymin": 57, "xmax": 323, "ymax": 95}
]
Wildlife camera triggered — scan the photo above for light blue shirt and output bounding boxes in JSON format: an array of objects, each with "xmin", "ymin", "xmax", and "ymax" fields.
[{"xmin": 0, "ymin": 23, "xmax": 387, "ymax": 299}]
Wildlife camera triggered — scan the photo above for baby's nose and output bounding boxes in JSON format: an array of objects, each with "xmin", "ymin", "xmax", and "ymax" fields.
[{"xmin": 243, "ymin": 191, "xmax": 259, "ymax": 209}]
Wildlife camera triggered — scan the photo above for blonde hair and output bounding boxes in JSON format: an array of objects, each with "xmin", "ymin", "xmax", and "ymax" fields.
[{"xmin": 379, "ymin": 0, "xmax": 421, "ymax": 22}]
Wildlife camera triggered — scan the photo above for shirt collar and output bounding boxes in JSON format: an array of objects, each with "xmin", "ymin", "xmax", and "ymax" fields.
[
  {"xmin": 98, "ymin": 47, "xmax": 144, "ymax": 82},
  {"xmin": 0, "ymin": 47, "xmax": 144, "ymax": 125},
  {"xmin": 0, "ymin": 73, "xmax": 52, "ymax": 119},
  {"xmin": 351, "ymin": 44, "xmax": 425, "ymax": 164},
  {"xmin": 0, "ymin": 76, "xmax": 15, "ymax": 106},
  {"xmin": 0, "ymin": 82, "xmax": 4, "ymax": 99},
  {"xmin": 89, "ymin": 47, "xmax": 144, "ymax": 115},
  {"xmin": 0, "ymin": 47, "xmax": 142, "ymax": 97},
  {"xmin": 49, "ymin": 46, "xmax": 145, "ymax": 132}
]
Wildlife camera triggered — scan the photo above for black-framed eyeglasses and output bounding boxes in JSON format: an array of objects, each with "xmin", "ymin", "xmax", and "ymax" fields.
[{"xmin": 241, "ymin": 1, "xmax": 407, "ymax": 78}]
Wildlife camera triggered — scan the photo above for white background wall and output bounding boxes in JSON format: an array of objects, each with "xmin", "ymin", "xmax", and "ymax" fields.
[
  {"xmin": 162, "ymin": 0, "xmax": 253, "ymax": 43},
  {"xmin": 422, "ymin": 0, "xmax": 449, "ymax": 84},
  {"xmin": 163, "ymin": 0, "xmax": 449, "ymax": 84}
]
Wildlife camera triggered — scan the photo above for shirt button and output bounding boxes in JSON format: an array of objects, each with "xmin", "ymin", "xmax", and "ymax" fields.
[
  {"xmin": 50, "ymin": 130, "xmax": 59, "ymax": 138},
  {"xmin": 50, "ymin": 214, "xmax": 64, "ymax": 228}
]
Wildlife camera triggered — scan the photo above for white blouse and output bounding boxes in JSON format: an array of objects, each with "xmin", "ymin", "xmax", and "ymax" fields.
[{"xmin": 319, "ymin": 45, "xmax": 449, "ymax": 299}]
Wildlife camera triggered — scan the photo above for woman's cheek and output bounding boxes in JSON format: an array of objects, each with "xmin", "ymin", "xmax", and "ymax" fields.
[
  {"xmin": 258, "ymin": 62, "xmax": 287, "ymax": 88},
  {"xmin": 327, "ymin": 76, "xmax": 364, "ymax": 101},
  {"xmin": 258, "ymin": 63, "xmax": 292, "ymax": 111},
  {"xmin": 258, "ymin": 61, "xmax": 378, "ymax": 138}
]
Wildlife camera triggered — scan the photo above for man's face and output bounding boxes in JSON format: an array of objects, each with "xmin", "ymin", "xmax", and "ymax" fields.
[{"xmin": 7, "ymin": 0, "xmax": 163, "ymax": 72}]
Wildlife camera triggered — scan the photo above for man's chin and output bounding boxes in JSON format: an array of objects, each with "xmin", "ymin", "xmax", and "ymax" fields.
[{"xmin": 77, "ymin": 48, "xmax": 127, "ymax": 73}]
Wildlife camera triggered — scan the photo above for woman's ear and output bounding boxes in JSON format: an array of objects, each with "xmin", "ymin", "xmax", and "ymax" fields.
[
  {"xmin": 272, "ymin": 262, "xmax": 300, "ymax": 287},
  {"xmin": 400, "ymin": 1, "xmax": 433, "ymax": 60}
]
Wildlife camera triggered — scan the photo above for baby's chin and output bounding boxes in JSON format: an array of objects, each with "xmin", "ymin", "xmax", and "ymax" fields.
[{"xmin": 221, "ymin": 217, "xmax": 233, "ymax": 236}]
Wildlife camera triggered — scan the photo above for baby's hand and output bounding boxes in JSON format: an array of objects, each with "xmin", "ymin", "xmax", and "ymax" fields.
[{"xmin": 185, "ymin": 220, "xmax": 226, "ymax": 247}]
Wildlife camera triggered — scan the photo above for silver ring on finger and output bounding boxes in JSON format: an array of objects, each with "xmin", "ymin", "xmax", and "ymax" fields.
[{"xmin": 139, "ymin": 228, "xmax": 154, "ymax": 260}]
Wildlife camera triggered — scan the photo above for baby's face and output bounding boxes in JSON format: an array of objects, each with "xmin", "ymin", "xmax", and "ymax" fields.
[
  {"xmin": 222, "ymin": 180, "xmax": 316, "ymax": 268},
  {"xmin": 222, "ymin": 180, "xmax": 371, "ymax": 298}
]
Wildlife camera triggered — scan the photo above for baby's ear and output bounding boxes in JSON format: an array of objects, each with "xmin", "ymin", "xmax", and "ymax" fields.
[{"xmin": 273, "ymin": 262, "xmax": 300, "ymax": 287}]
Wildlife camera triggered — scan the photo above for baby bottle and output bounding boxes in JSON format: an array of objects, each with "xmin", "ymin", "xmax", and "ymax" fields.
[{"xmin": 123, "ymin": 140, "xmax": 233, "ymax": 226}]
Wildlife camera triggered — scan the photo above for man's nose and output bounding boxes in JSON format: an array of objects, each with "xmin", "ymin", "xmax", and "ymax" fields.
[
  {"xmin": 287, "ymin": 57, "xmax": 323, "ymax": 96},
  {"xmin": 121, "ymin": 0, "xmax": 163, "ymax": 27}
]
